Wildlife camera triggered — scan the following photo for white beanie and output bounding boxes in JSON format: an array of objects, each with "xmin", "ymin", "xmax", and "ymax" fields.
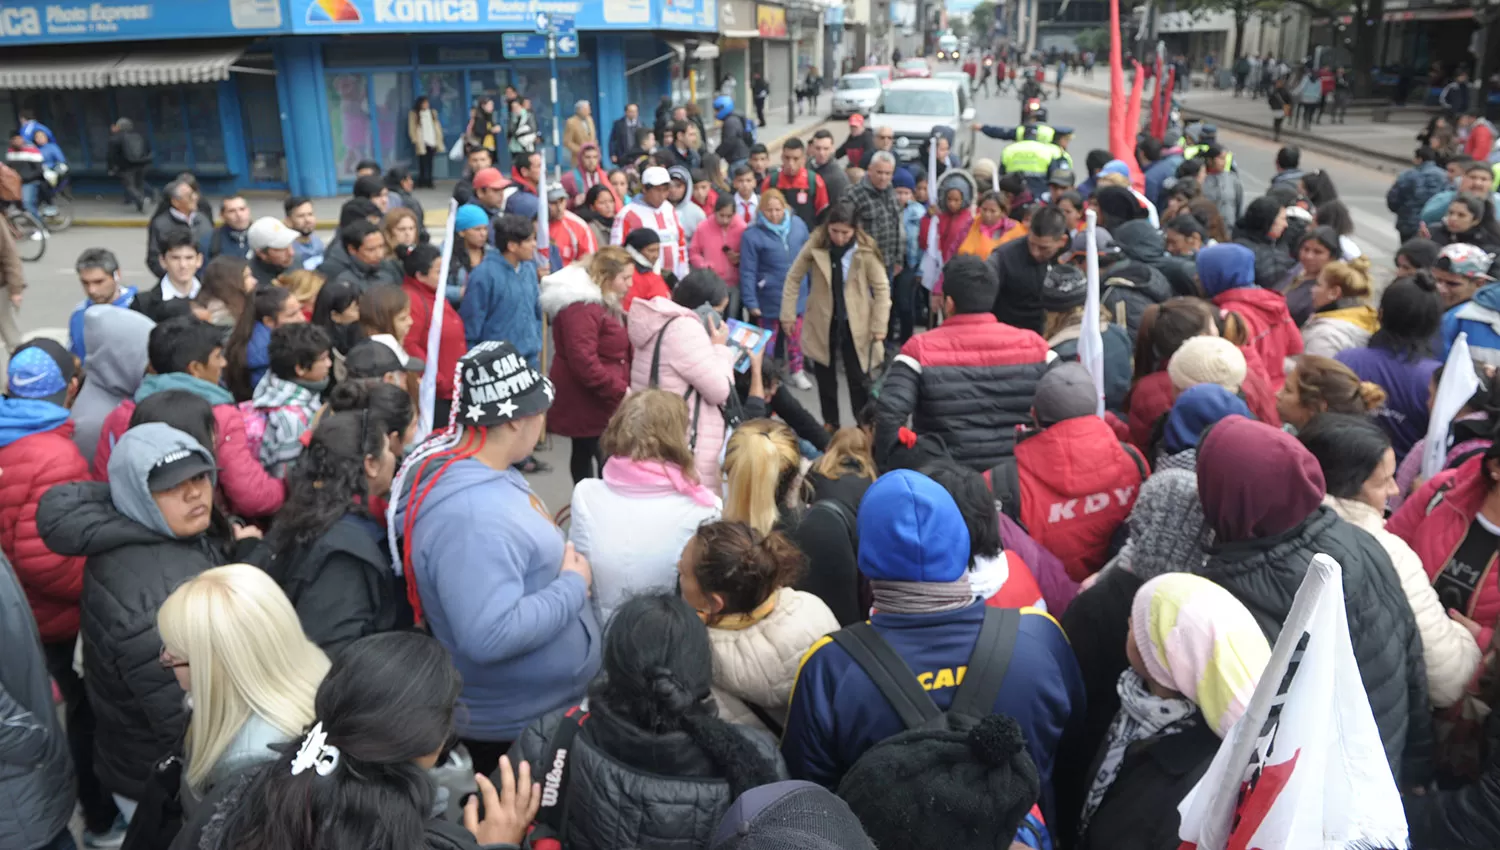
[{"xmin": 1168, "ymin": 336, "xmax": 1247, "ymax": 393}]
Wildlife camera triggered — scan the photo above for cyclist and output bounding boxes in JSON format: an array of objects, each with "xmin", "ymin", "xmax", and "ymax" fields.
[
  {"xmin": 5, "ymin": 131, "xmax": 44, "ymax": 220},
  {"xmin": 31, "ymin": 129, "xmax": 66, "ymax": 219}
]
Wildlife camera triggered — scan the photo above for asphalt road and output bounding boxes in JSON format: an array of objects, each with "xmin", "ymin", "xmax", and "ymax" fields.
[{"xmin": 13, "ymin": 86, "xmax": 1401, "ymax": 510}]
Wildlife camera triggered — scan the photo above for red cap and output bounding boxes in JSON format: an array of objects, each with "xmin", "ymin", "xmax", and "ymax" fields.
[
  {"xmin": 472, "ymin": 167, "xmax": 508, "ymax": 190},
  {"xmin": 849, "ymin": 114, "xmax": 865, "ymax": 128}
]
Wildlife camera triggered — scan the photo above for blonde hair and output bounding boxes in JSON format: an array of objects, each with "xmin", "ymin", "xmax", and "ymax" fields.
[
  {"xmin": 1285, "ymin": 354, "xmax": 1387, "ymax": 415},
  {"xmin": 589, "ymin": 246, "xmax": 632, "ymax": 310},
  {"xmin": 722, "ymin": 420, "xmax": 802, "ymax": 535},
  {"xmin": 599, "ymin": 389, "xmax": 699, "ymax": 482},
  {"xmin": 810, "ymin": 427, "xmax": 876, "ymax": 482},
  {"xmin": 1097, "ymin": 172, "xmax": 1130, "ymax": 189},
  {"xmin": 157, "ymin": 564, "xmax": 329, "ymax": 790},
  {"xmin": 1319, "ymin": 256, "xmax": 1374, "ymax": 301},
  {"xmin": 382, "ymin": 207, "xmax": 421, "ymax": 254},
  {"xmin": 276, "ymin": 269, "xmax": 325, "ymax": 308},
  {"xmin": 759, "ymin": 188, "xmax": 788, "ymax": 211}
]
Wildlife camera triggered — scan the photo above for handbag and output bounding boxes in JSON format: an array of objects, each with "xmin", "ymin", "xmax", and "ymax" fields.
[
  {"xmin": 448, "ymin": 134, "xmax": 467, "ymax": 162},
  {"xmin": 120, "ymin": 753, "xmax": 184, "ymax": 850}
]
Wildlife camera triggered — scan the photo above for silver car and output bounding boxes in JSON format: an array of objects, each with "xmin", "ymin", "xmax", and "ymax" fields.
[
  {"xmin": 831, "ymin": 73, "xmax": 882, "ymax": 117},
  {"xmin": 869, "ymin": 79, "xmax": 977, "ymax": 165}
]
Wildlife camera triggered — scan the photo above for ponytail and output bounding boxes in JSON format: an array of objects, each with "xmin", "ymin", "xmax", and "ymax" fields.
[{"xmin": 722, "ymin": 420, "xmax": 803, "ymax": 536}]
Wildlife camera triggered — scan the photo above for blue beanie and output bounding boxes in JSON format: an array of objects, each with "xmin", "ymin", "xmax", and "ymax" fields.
[
  {"xmin": 892, "ymin": 168, "xmax": 916, "ymax": 191},
  {"xmin": 1196, "ymin": 243, "xmax": 1257, "ymax": 297},
  {"xmin": 1163, "ymin": 383, "xmax": 1253, "ymax": 454},
  {"xmin": 856, "ymin": 470, "xmax": 971, "ymax": 584},
  {"xmin": 454, "ymin": 204, "xmax": 490, "ymax": 233},
  {"xmin": 1100, "ymin": 159, "xmax": 1131, "ymax": 177}
]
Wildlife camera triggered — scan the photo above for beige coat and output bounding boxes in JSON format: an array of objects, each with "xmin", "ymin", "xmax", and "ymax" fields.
[
  {"xmin": 563, "ymin": 114, "xmax": 597, "ymax": 156},
  {"xmin": 708, "ymin": 588, "xmax": 840, "ymax": 733},
  {"xmin": 406, "ymin": 108, "xmax": 445, "ymax": 156},
  {"xmin": 1326, "ymin": 495, "xmax": 1481, "ymax": 708},
  {"xmin": 781, "ymin": 228, "xmax": 891, "ymax": 372}
]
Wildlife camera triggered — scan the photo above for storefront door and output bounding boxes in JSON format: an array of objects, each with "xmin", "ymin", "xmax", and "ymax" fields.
[{"xmin": 324, "ymin": 70, "xmax": 413, "ymax": 183}]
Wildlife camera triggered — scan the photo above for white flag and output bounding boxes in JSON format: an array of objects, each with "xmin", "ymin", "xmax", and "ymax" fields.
[
  {"xmin": 1422, "ymin": 332, "xmax": 1481, "ymax": 481},
  {"xmin": 416, "ymin": 199, "xmax": 459, "ymax": 443},
  {"xmin": 919, "ymin": 135, "xmax": 943, "ymax": 293},
  {"xmin": 536, "ymin": 149, "xmax": 551, "ymax": 257},
  {"xmin": 1177, "ymin": 554, "xmax": 1407, "ymax": 850},
  {"xmin": 1079, "ymin": 210, "xmax": 1105, "ymax": 418}
]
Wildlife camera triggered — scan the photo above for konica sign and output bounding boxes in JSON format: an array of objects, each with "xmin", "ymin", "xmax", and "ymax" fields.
[
  {"xmin": 0, "ymin": 0, "xmax": 285, "ymax": 42},
  {"xmin": 290, "ymin": 0, "xmax": 713, "ymax": 31}
]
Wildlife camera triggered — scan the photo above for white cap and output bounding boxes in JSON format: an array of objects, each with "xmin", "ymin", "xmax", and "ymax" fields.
[
  {"xmin": 641, "ymin": 166, "xmax": 672, "ymax": 187},
  {"xmin": 248, "ymin": 217, "xmax": 298, "ymax": 252}
]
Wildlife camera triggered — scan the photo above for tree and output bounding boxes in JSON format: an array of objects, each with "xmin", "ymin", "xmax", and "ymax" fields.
[
  {"xmin": 952, "ymin": 18, "xmax": 969, "ymax": 37},
  {"xmin": 1075, "ymin": 27, "xmax": 1109, "ymax": 55},
  {"xmin": 970, "ymin": 1, "xmax": 996, "ymax": 43}
]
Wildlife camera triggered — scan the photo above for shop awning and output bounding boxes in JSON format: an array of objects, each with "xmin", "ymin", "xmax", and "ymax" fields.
[
  {"xmin": 0, "ymin": 41, "xmax": 250, "ymax": 90},
  {"xmin": 669, "ymin": 40, "xmax": 721, "ymax": 61}
]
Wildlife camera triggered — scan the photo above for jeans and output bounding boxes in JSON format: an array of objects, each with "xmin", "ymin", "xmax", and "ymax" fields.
[
  {"xmin": 753, "ymin": 99, "xmax": 767, "ymax": 128},
  {"xmin": 889, "ymin": 265, "xmax": 916, "ymax": 344},
  {"xmin": 20, "ymin": 182, "xmax": 38, "ymax": 217},
  {"xmin": 810, "ymin": 317, "xmax": 869, "ymax": 428},
  {"xmin": 416, "ymin": 151, "xmax": 435, "ymax": 187}
]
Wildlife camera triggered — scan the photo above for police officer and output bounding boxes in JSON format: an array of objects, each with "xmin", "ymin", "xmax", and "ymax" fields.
[
  {"xmin": 1182, "ymin": 123, "xmax": 1234, "ymax": 171},
  {"xmin": 999, "ymin": 131, "xmax": 1065, "ymax": 198},
  {"xmin": 975, "ymin": 122, "xmax": 1058, "ymax": 144}
]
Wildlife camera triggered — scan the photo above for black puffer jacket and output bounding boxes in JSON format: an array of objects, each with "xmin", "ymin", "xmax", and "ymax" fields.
[
  {"xmin": 268, "ymin": 513, "xmax": 408, "ymax": 656},
  {"xmin": 1406, "ymin": 711, "xmax": 1500, "ymax": 848},
  {"xmin": 987, "ymin": 237, "xmax": 1063, "ymax": 335},
  {"xmin": 1099, "ymin": 260, "xmax": 1172, "ymax": 345},
  {"xmin": 1199, "ymin": 507, "xmax": 1433, "ymax": 786},
  {"xmin": 511, "ymin": 703, "xmax": 786, "ymax": 850},
  {"xmin": 36, "ymin": 425, "xmax": 231, "ymax": 801},
  {"xmin": 335, "ymin": 256, "xmax": 404, "ymax": 293},
  {"xmin": 1112, "ymin": 219, "xmax": 1200, "ymax": 297},
  {"xmin": 1232, "ymin": 227, "xmax": 1297, "ymax": 291}
]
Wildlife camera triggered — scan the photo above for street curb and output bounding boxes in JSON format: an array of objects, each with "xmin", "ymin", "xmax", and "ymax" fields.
[
  {"xmin": 1062, "ymin": 81, "xmax": 1411, "ymax": 174},
  {"xmin": 70, "ymin": 118, "xmax": 836, "ymax": 230}
]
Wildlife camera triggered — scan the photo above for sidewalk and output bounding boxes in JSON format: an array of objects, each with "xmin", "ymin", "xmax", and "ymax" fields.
[
  {"xmin": 71, "ymin": 108, "xmax": 832, "ymax": 229},
  {"xmin": 1058, "ymin": 71, "xmax": 1420, "ymax": 171}
]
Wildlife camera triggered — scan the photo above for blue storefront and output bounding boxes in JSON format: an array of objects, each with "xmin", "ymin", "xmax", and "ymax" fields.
[{"xmin": 0, "ymin": 0, "xmax": 716, "ymax": 196}]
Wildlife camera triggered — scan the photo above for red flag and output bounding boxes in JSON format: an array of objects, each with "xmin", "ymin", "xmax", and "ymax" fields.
[
  {"xmin": 1152, "ymin": 68, "xmax": 1177, "ymax": 141},
  {"xmin": 1148, "ymin": 55, "xmax": 1164, "ymax": 141},
  {"xmin": 1106, "ymin": 0, "xmax": 1145, "ymax": 190}
]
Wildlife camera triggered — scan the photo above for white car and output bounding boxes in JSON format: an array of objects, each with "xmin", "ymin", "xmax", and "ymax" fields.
[
  {"xmin": 832, "ymin": 73, "xmax": 882, "ymax": 117},
  {"xmin": 870, "ymin": 79, "xmax": 976, "ymax": 165}
]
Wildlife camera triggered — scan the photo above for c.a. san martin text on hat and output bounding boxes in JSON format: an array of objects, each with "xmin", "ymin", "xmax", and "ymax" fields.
[{"xmin": 461, "ymin": 342, "xmax": 554, "ymax": 425}]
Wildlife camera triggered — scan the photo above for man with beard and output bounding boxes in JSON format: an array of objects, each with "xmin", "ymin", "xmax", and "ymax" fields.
[{"xmin": 282, "ymin": 197, "xmax": 324, "ymax": 270}]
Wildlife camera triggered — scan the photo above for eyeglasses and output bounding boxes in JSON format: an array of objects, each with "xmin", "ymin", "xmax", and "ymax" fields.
[{"xmin": 159, "ymin": 646, "xmax": 189, "ymax": 670}]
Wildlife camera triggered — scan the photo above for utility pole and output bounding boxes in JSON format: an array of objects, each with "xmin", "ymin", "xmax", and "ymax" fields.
[{"xmin": 547, "ymin": 19, "xmax": 561, "ymax": 178}]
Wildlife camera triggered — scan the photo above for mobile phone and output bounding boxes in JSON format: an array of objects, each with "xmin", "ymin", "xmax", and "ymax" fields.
[{"xmin": 694, "ymin": 302, "xmax": 723, "ymax": 332}]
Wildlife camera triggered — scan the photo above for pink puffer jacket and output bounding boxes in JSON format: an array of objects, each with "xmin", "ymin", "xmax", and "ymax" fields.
[{"xmin": 627, "ymin": 297, "xmax": 737, "ymax": 492}]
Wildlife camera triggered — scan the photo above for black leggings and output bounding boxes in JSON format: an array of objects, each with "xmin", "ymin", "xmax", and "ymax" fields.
[
  {"xmin": 811, "ymin": 318, "xmax": 870, "ymax": 428},
  {"xmin": 570, "ymin": 435, "xmax": 603, "ymax": 483}
]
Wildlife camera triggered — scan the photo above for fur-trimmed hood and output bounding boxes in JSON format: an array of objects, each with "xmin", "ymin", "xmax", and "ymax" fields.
[{"xmin": 538, "ymin": 264, "xmax": 604, "ymax": 318}]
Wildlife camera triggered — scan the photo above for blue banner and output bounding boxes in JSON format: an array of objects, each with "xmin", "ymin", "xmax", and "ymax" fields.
[
  {"xmin": 0, "ymin": 0, "xmax": 287, "ymax": 43},
  {"xmin": 291, "ymin": 0, "xmax": 714, "ymax": 33}
]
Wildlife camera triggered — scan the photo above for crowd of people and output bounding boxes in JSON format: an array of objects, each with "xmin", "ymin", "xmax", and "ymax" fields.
[{"xmin": 12, "ymin": 70, "xmax": 1500, "ymax": 850}]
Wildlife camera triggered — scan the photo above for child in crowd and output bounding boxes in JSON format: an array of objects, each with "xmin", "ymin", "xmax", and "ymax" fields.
[{"xmin": 245, "ymin": 324, "xmax": 334, "ymax": 478}]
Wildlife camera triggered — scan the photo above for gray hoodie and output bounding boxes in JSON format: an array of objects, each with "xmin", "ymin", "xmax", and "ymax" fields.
[
  {"xmin": 72, "ymin": 306, "xmax": 154, "ymax": 463},
  {"xmin": 106, "ymin": 422, "xmax": 217, "ymax": 538}
]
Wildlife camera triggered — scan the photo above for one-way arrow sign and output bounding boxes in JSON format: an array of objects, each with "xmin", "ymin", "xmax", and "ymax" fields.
[{"xmin": 557, "ymin": 34, "xmax": 577, "ymax": 54}]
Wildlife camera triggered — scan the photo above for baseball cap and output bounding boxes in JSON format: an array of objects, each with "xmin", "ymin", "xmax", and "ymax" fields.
[
  {"xmin": 247, "ymin": 216, "xmax": 298, "ymax": 252},
  {"xmin": 1047, "ymin": 167, "xmax": 1076, "ymax": 187},
  {"xmin": 147, "ymin": 447, "xmax": 217, "ymax": 493},
  {"xmin": 472, "ymin": 167, "xmax": 507, "ymax": 190},
  {"xmin": 345, "ymin": 339, "xmax": 422, "ymax": 379},
  {"xmin": 849, "ymin": 114, "xmax": 865, "ymax": 128},
  {"xmin": 642, "ymin": 166, "xmax": 672, "ymax": 187},
  {"xmin": 547, "ymin": 186, "xmax": 568, "ymax": 203},
  {"xmin": 7, "ymin": 339, "xmax": 75, "ymax": 406},
  {"xmin": 1438, "ymin": 242, "xmax": 1496, "ymax": 280}
]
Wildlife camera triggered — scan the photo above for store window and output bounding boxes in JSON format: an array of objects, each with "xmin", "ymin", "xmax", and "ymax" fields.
[
  {"xmin": 418, "ymin": 71, "xmax": 465, "ymax": 180},
  {"xmin": 14, "ymin": 85, "xmax": 226, "ymax": 174},
  {"xmin": 372, "ymin": 72, "xmax": 414, "ymax": 171},
  {"xmin": 239, "ymin": 74, "xmax": 286, "ymax": 185},
  {"xmin": 324, "ymin": 42, "xmax": 413, "ymax": 68}
]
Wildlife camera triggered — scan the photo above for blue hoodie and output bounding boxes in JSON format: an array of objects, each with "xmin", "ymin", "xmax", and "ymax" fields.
[
  {"xmin": 396, "ymin": 458, "xmax": 600, "ymax": 741},
  {"xmin": 461, "ymin": 251, "xmax": 543, "ymax": 364},
  {"xmin": 1163, "ymin": 384, "xmax": 1253, "ymax": 454},
  {"xmin": 1195, "ymin": 242, "xmax": 1257, "ymax": 297},
  {"xmin": 0, "ymin": 398, "xmax": 70, "ymax": 448},
  {"xmin": 68, "ymin": 289, "xmax": 138, "ymax": 361},
  {"xmin": 1439, "ymin": 282, "xmax": 1500, "ymax": 365},
  {"xmin": 782, "ymin": 471, "xmax": 1084, "ymax": 803}
]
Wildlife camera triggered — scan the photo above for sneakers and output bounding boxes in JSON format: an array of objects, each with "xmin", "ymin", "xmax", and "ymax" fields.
[
  {"xmin": 788, "ymin": 370, "xmax": 813, "ymax": 391},
  {"xmin": 84, "ymin": 816, "xmax": 128, "ymax": 849}
]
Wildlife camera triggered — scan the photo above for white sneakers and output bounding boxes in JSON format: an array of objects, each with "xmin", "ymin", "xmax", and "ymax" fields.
[{"xmin": 788, "ymin": 371, "xmax": 813, "ymax": 391}]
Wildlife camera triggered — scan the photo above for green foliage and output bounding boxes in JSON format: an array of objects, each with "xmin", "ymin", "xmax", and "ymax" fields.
[
  {"xmin": 1074, "ymin": 27, "xmax": 1109, "ymax": 55},
  {"xmin": 970, "ymin": 1, "xmax": 996, "ymax": 39}
]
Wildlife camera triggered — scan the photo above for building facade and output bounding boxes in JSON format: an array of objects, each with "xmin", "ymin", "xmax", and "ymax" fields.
[{"xmin": 0, "ymin": 0, "xmax": 718, "ymax": 196}]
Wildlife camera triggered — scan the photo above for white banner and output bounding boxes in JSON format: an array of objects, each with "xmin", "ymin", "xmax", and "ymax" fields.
[
  {"xmin": 919, "ymin": 135, "xmax": 943, "ymax": 294},
  {"xmin": 416, "ymin": 199, "xmax": 459, "ymax": 443},
  {"xmin": 1079, "ymin": 209, "xmax": 1105, "ymax": 418},
  {"xmin": 1422, "ymin": 332, "xmax": 1480, "ymax": 481}
]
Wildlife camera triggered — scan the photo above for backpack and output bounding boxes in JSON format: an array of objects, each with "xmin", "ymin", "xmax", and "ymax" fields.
[
  {"xmin": 987, "ymin": 439, "xmax": 1148, "ymax": 528},
  {"xmin": 527, "ymin": 706, "xmax": 589, "ymax": 850},
  {"xmin": 0, "ymin": 163, "xmax": 20, "ymax": 203},
  {"xmin": 741, "ymin": 114, "xmax": 758, "ymax": 145},
  {"xmin": 830, "ymin": 607, "xmax": 1021, "ymax": 747}
]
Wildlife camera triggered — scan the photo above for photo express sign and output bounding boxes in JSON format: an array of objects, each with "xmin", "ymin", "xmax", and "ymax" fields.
[{"xmin": 0, "ymin": 0, "xmax": 715, "ymax": 41}]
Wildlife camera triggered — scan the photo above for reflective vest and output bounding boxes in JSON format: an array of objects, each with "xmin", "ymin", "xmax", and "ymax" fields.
[
  {"xmin": 1013, "ymin": 125, "xmax": 1056, "ymax": 143},
  {"xmin": 1183, "ymin": 144, "xmax": 1233, "ymax": 171},
  {"xmin": 1056, "ymin": 149, "xmax": 1074, "ymax": 172},
  {"xmin": 1002, "ymin": 140, "xmax": 1060, "ymax": 175},
  {"xmin": 1492, "ymin": 162, "xmax": 1500, "ymax": 193}
]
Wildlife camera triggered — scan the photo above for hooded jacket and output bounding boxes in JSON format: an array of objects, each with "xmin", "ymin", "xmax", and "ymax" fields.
[
  {"xmin": 1014, "ymin": 416, "xmax": 1148, "ymax": 581},
  {"xmin": 512, "ymin": 703, "xmax": 785, "ymax": 850},
  {"xmin": 0, "ymin": 399, "xmax": 90, "ymax": 643},
  {"xmin": 1440, "ymin": 282, "xmax": 1500, "ymax": 366},
  {"xmin": 1231, "ymin": 222, "xmax": 1297, "ymax": 291},
  {"xmin": 0, "ymin": 552, "xmax": 74, "ymax": 850},
  {"xmin": 93, "ymin": 372, "xmax": 287, "ymax": 519},
  {"xmin": 396, "ymin": 458, "xmax": 600, "ymax": 742},
  {"xmin": 1301, "ymin": 301, "xmax": 1379, "ymax": 359},
  {"xmin": 460, "ymin": 250, "xmax": 543, "ymax": 361},
  {"xmin": 1125, "ymin": 367, "xmax": 1281, "ymax": 451},
  {"xmin": 987, "ymin": 234, "xmax": 1061, "ymax": 335},
  {"xmin": 540, "ymin": 265, "xmax": 631, "ymax": 438},
  {"xmin": 1112, "ymin": 219, "xmax": 1199, "ymax": 297},
  {"xmin": 38, "ymin": 425, "xmax": 227, "ymax": 800},
  {"xmin": 1099, "ymin": 259, "xmax": 1172, "ymax": 344},
  {"xmin": 739, "ymin": 214, "xmax": 811, "ymax": 318},
  {"xmin": 68, "ymin": 290, "xmax": 138, "ymax": 362},
  {"xmin": 688, "ymin": 211, "xmax": 747, "ymax": 284},
  {"xmin": 874, "ymin": 313, "xmax": 1054, "ymax": 471},
  {"xmin": 627, "ymin": 297, "xmax": 737, "ymax": 490},
  {"xmin": 1198, "ymin": 243, "xmax": 1301, "ymax": 390},
  {"xmin": 73, "ymin": 306, "xmax": 153, "ymax": 464},
  {"xmin": 1196, "ymin": 416, "xmax": 1432, "ymax": 786},
  {"xmin": 709, "ymin": 587, "xmax": 840, "ymax": 733},
  {"xmin": 269, "ymin": 513, "xmax": 404, "ymax": 656},
  {"xmin": 1386, "ymin": 161, "xmax": 1450, "ymax": 237}
]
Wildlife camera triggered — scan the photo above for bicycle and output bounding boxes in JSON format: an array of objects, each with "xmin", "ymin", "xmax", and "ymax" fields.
[
  {"xmin": 4, "ymin": 204, "xmax": 47, "ymax": 263},
  {"xmin": 38, "ymin": 164, "xmax": 74, "ymax": 232}
]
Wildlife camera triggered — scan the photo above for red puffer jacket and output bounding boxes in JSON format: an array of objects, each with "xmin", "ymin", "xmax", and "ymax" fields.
[
  {"xmin": 541, "ymin": 269, "xmax": 632, "ymax": 438},
  {"xmin": 1014, "ymin": 416, "xmax": 1149, "ymax": 582},
  {"xmin": 92, "ymin": 401, "xmax": 286, "ymax": 519},
  {"xmin": 1126, "ymin": 367, "xmax": 1283, "ymax": 450},
  {"xmin": 1212, "ymin": 287, "xmax": 1302, "ymax": 391},
  {"xmin": 1388, "ymin": 455, "xmax": 1500, "ymax": 648},
  {"xmin": 0, "ymin": 415, "xmax": 89, "ymax": 641}
]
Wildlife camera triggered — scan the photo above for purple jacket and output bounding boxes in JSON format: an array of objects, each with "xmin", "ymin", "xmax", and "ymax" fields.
[
  {"xmin": 1336, "ymin": 345, "xmax": 1439, "ymax": 462},
  {"xmin": 998, "ymin": 512, "xmax": 1078, "ymax": 616}
]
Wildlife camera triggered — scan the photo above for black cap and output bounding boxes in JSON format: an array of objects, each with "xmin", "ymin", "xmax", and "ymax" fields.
[
  {"xmin": 147, "ymin": 448, "xmax": 217, "ymax": 493},
  {"xmin": 458, "ymin": 340, "xmax": 553, "ymax": 427},
  {"xmin": 712, "ymin": 781, "xmax": 875, "ymax": 850},
  {"xmin": 345, "ymin": 340, "xmax": 423, "ymax": 379}
]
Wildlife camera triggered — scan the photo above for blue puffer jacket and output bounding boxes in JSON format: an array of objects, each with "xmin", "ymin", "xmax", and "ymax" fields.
[
  {"xmin": 460, "ymin": 250, "xmax": 543, "ymax": 364},
  {"xmin": 1386, "ymin": 162, "xmax": 1450, "ymax": 237},
  {"xmin": 1440, "ymin": 282, "xmax": 1500, "ymax": 366},
  {"xmin": 739, "ymin": 217, "xmax": 811, "ymax": 318}
]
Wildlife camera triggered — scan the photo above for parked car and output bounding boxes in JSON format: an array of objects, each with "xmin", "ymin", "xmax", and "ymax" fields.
[
  {"xmin": 896, "ymin": 58, "xmax": 933, "ymax": 79},
  {"xmin": 858, "ymin": 64, "xmax": 893, "ymax": 87},
  {"xmin": 832, "ymin": 73, "xmax": 883, "ymax": 117},
  {"xmin": 871, "ymin": 78, "xmax": 976, "ymax": 165}
]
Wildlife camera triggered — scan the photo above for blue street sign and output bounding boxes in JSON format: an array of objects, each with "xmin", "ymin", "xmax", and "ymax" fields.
[
  {"xmin": 551, "ymin": 13, "xmax": 576, "ymax": 35},
  {"xmin": 533, "ymin": 11, "xmax": 549, "ymax": 31},
  {"xmin": 501, "ymin": 31, "xmax": 579, "ymax": 59}
]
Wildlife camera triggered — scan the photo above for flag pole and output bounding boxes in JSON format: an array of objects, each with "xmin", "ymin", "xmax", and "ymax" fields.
[
  {"xmin": 1080, "ymin": 209, "xmax": 1106, "ymax": 418},
  {"xmin": 416, "ymin": 198, "xmax": 459, "ymax": 443}
]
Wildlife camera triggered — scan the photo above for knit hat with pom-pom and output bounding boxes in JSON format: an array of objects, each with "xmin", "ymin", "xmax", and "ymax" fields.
[{"xmin": 836, "ymin": 715, "xmax": 1039, "ymax": 848}]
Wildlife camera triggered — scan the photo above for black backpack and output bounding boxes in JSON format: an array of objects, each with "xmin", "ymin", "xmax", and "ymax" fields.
[{"xmin": 830, "ymin": 606, "xmax": 1020, "ymax": 740}]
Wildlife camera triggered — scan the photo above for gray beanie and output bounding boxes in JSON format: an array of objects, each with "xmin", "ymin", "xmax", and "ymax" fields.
[
  {"xmin": 1112, "ymin": 467, "xmax": 1211, "ymax": 579},
  {"xmin": 1033, "ymin": 362, "xmax": 1098, "ymax": 426}
]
